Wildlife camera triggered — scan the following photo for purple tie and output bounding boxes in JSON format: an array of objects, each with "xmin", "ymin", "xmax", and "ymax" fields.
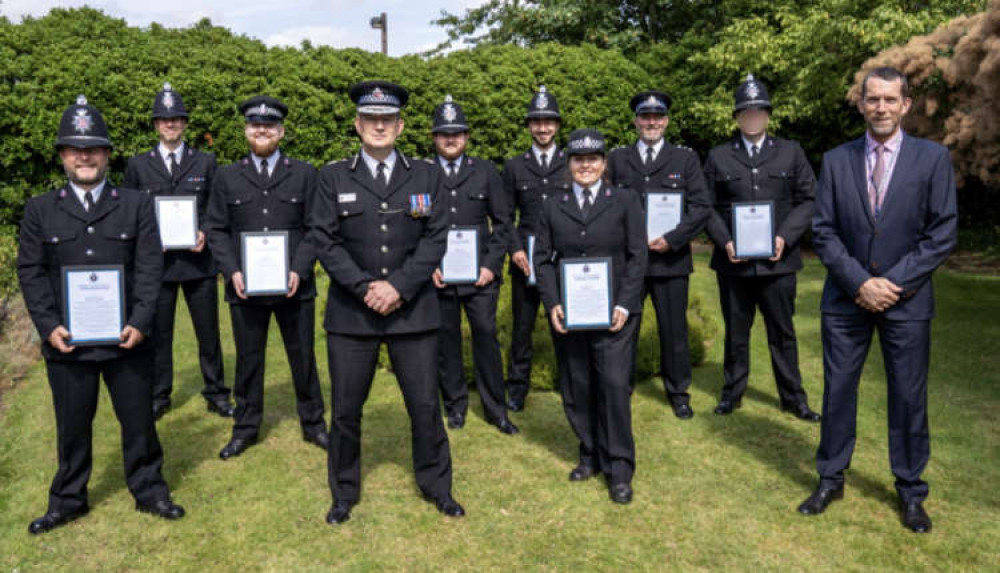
[{"xmin": 870, "ymin": 144, "xmax": 886, "ymax": 215}]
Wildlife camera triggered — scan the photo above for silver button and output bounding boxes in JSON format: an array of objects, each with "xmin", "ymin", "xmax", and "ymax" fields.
[
  {"xmin": 235, "ymin": 199, "xmax": 241, "ymax": 205},
  {"xmin": 450, "ymin": 207, "xmax": 457, "ymax": 213},
  {"xmin": 51, "ymin": 237, "xmax": 59, "ymax": 243},
  {"xmin": 120, "ymin": 233, "xmax": 128, "ymax": 239},
  {"xmin": 380, "ymin": 224, "xmax": 388, "ymax": 232},
  {"xmin": 262, "ymin": 208, "xmax": 269, "ymax": 215},
  {"xmin": 342, "ymin": 211, "xmax": 349, "ymax": 216},
  {"xmin": 644, "ymin": 176, "xmax": 650, "ymax": 182},
  {"xmin": 542, "ymin": 178, "xmax": 548, "ymax": 184},
  {"xmin": 672, "ymin": 183, "xmax": 678, "ymax": 188},
  {"xmin": 542, "ymin": 194, "xmax": 548, "ymax": 200},
  {"xmin": 752, "ymin": 168, "xmax": 759, "ymax": 174},
  {"xmin": 381, "ymin": 268, "xmax": 389, "ymax": 276},
  {"xmin": 263, "ymin": 190, "xmax": 269, "ymax": 196},
  {"xmin": 263, "ymin": 226, "xmax": 269, "ymax": 232},
  {"xmin": 290, "ymin": 198, "xmax": 298, "ymax": 203},
  {"xmin": 753, "ymin": 185, "xmax": 759, "ymax": 191},
  {"xmin": 87, "ymin": 227, "xmax": 95, "ymax": 234},
  {"xmin": 85, "ymin": 249, "xmax": 94, "ymax": 256},
  {"xmin": 381, "ymin": 202, "xmax": 388, "ymax": 210},
  {"xmin": 380, "ymin": 245, "xmax": 388, "ymax": 253},
  {"xmin": 580, "ymin": 230, "xmax": 586, "ymax": 237},
  {"xmin": 450, "ymin": 224, "xmax": 457, "ymax": 229},
  {"xmin": 450, "ymin": 190, "xmax": 457, "ymax": 196}
]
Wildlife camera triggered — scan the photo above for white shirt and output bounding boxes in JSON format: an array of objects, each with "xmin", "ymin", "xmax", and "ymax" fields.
[
  {"xmin": 361, "ymin": 148, "xmax": 398, "ymax": 181},
  {"xmin": 570, "ymin": 181, "xmax": 628, "ymax": 320},
  {"xmin": 251, "ymin": 148, "xmax": 281, "ymax": 177},
  {"xmin": 741, "ymin": 133, "xmax": 766, "ymax": 157},
  {"xmin": 70, "ymin": 179, "xmax": 107, "ymax": 211},
  {"xmin": 158, "ymin": 142, "xmax": 185, "ymax": 172},
  {"xmin": 532, "ymin": 144, "xmax": 556, "ymax": 168},
  {"xmin": 636, "ymin": 138, "xmax": 664, "ymax": 163},
  {"xmin": 437, "ymin": 154, "xmax": 465, "ymax": 173}
]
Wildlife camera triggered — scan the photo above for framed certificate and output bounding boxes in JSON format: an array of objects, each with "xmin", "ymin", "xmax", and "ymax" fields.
[
  {"xmin": 646, "ymin": 192, "xmax": 683, "ymax": 242},
  {"xmin": 441, "ymin": 227, "xmax": 480, "ymax": 284},
  {"xmin": 732, "ymin": 201, "xmax": 775, "ymax": 259},
  {"xmin": 154, "ymin": 195, "xmax": 198, "ymax": 250},
  {"xmin": 560, "ymin": 257, "xmax": 613, "ymax": 331},
  {"xmin": 241, "ymin": 231, "xmax": 289, "ymax": 296},
  {"xmin": 527, "ymin": 234, "xmax": 537, "ymax": 286},
  {"xmin": 62, "ymin": 265, "xmax": 125, "ymax": 346}
]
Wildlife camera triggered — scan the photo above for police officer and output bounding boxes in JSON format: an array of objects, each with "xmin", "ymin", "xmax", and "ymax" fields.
[
  {"xmin": 703, "ymin": 74, "xmax": 820, "ymax": 421},
  {"xmin": 606, "ymin": 90, "xmax": 712, "ymax": 419},
  {"xmin": 204, "ymin": 95, "xmax": 327, "ymax": 460},
  {"xmin": 428, "ymin": 95, "xmax": 518, "ymax": 435},
  {"xmin": 123, "ymin": 83, "xmax": 233, "ymax": 420},
  {"xmin": 311, "ymin": 81, "xmax": 463, "ymax": 525},
  {"xmin": 534, "ymin": 129, "xmax": 647, "ymax": 504},
  {"xmin": 503, "ymin": 85, "xmax": 571, "ymax": 411},
  {"xmin": 17, "ymin": 96, "xmax": 185, "ymax": 534}
]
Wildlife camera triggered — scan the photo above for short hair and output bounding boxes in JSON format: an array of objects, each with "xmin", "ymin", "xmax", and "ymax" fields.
[{"xmin": 860, "ymin": 66, "xmax": 910, "ymax": 100}]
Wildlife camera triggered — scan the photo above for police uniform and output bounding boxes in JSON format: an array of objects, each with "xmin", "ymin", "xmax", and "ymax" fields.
[
  {"xmin": 204, "ymin": 96, "xmax": 327, "ymax": 458},
  {"xmin": 122, "ymin": 83, "xmax": 231, "ymax": 418},
  {"xmin": 503, "ymin": 86, "xmax": 571, "ymax": 409},
  {"xmin": 703, "ymin": 75, "xmax": 819, "ymax": 419},
  {"xmin": 429, "ymin": 96, "xmax": 517, "ymax": 433},
  {"xmin": 311, "ymin": 81, "xmax": 462, "ymax": 524},
  {"xmin": 17, "ymin": 96, "xmax": 183, "ymax": 534},
  {"xmin": 606, "ymin": 91, "xmax": 712, "ymax": 416},
  {"xmin": 534, "ymin": 129, "xmax": 647, "ymax": 503}
]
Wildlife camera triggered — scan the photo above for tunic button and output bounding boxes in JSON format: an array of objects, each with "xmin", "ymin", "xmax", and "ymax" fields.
[
  {"xmin": 644, "ymin": 176, "xmax": 650, "ymax": 182},
  {"xmin": 235, "ymin": 199, "xmax": 241, "ymax": 205},
  {"xmin": 450, "ymin": 190, "xmax": 457, "ymax": 196},
  {"xmin": 262, "ymin": 208, "xmax": 269, "ymax": 215},
  {"xmin": 542, "ymin": 178, "xmax": 548, "ymax": 184},
  {"xmin": 263, "ymin": 227, "xmax": 269, "ymax": 232},
  {"xmin": 87, "ymin": 226, "xmax": 95, "ymax": 234},
  {"xmin": 263, "ymin": 190, "xmax": 269, "ymax": 196},
  {"xmin": 752, "ymin": 168, "xmax": 759, "ymax": 174},
  {"xmin": 450, "ymin": 207, "xmax": 457, "ymax": 213},
  {"xmin": 381, "ymin": 202, "xmax": 388, "ymax": 210},
  {"xmin": 52, "ymin": 237, "xmax": 59, "ymax": 243},
  {"xmin": 753, "ymin": 185, "xmax": 759, "ymax": 191},
  {"xmin": 86, "ymin": 249, "xmax": 94, "ymax": 256},
  {"xmin": 580, "ymin": 230, "xmax": 586, "ymax": 237},
  {"xmin": 672, "ymin": 183, "xmax": 678, "ymax": 188},
  {"xmin": 381, "ymin": 268, "xmax": 389, "ymax": 276},
  {"xmin": 342, "ymin": 211, "xmax": 349, "ymax": 216},
  {"xmin": 120, "ymin": 233, "xmax": 127, "ymax": 239},
  {"xmin": 450, "ymin": 224, "xmax": 457, "ymax": 229},
  {"xmin": 381, "ymin": 245, "xmax": 388, "ymax": 253},
  {"xmin": 542, "ymin": 194, "xmax": 548, "ymax": 200},
  {"xmin": 380, "ymin": 224, "xmax": 388, "ymax": 232}
]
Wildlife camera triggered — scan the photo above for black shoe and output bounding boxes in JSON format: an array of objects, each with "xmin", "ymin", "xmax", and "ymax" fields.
[
  {"xmin": 431, "ymin": 495, "xmax": 466, "ymax": 518},
  {"xmin": 325, "ymin": 500, "xmax": 353, "ymax": 525},
  {"xmin": 447, "ymin": 412, "xmax": 465, "ymax": 430},
  {"xmin": 797, "ymin": 484, "xmax": 844, "ymax": 515},
  {"xmin": 610, "ymin": 483, "xmax": 633, "ymax": 504},
  {"xmin": 219, "ymin": 437, "xmax": 256, "ymax": 460},
  {"xmin": 900, "ymin": 500, "xmax": 932, "ymax": 533},
  {"xmin": 28, "ymin": 506, "xmax": 89, "ymax": 535},
  {"xmin": 152, "ymin": 401, "xmax": 171, "ymax": 421},
  {"xmin": 506, "ymin": 388, "xmax": 525, "ymax": 412},
  {"xmin": 713, "ymin": 399, "xmax": 741, "ymax": 415},
  {"xmin": 569, "ymin": 464, "xmax": 595, "ymax": 482},
  {"xmin": 206, "ymin": 399, "xmax": 235, "ymax": 418},
  {"xmin": 136, "ymin": 499, "xmax": 185, "ymax": 520},
  {"xmin": 496, "ymin": 418, "xmax": 520, "ymax": 435},
  {"xmin": 782, "ymin": 402, "xmax": 821, "ymax": 423},
  {"xmin": 304, "ymin": 430, "xmax": 330, "ymax": 451},
  {"xmin": 672, "ymin": 403, "xmax": 694, "ymax": 419}
]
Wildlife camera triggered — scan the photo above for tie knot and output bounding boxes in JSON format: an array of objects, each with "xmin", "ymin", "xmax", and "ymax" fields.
[
  {"xmin": 168, "ymin": 152, "xmax": 175, "ymax": 160},
  {"xmin": 583, "ymin": 188, "xmax": 592, "ymax": 198},
  {"xmin": 377, "ymin": 161, "xmax": 386, "ymax": 173}
]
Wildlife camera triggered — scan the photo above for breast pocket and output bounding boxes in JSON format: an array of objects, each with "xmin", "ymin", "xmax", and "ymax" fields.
[
  {"xmin": 767, "ymin": 169, "xmax": 795, "ymax": 200},
  {"xmin": 277, "ymin": 191, "xmax": 305, "ymax": 222},
  {"xmin": 226, "ymin": 192, "xmax": 257, "ymax": 229},
  {"xmin": 42, "ymin": 227, "xmax": 79, "ymax": 261},
  {"xmin": 102, "ymin": 225, "xmax": 138, "ymax": 263},
  {"xmin": 718, "ymin": 173, "xmax": 743, "ymax": 200}
]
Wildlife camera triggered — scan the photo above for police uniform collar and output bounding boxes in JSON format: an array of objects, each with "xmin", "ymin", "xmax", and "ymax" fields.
[
  {"xmin": 250, "ymin": 148, "xmax": 281, "ymax": 173},
  {"xmin": 158, "ymin": 141, "xmax": 186, "ymax": 162},
  {"xmin": 68, "ymin": 179, "xmax": 108, "ymax": 206},
  {"xmin": 637, "ymin": 138, "xmax": 664, "ymax": 159},
  {"xmin": 437, "ymin": 154, "xmax": 465, "ymax": 171}
]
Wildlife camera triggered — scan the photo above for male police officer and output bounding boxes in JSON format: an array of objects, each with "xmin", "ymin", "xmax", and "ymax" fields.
[
  {"xmin": 204, "ymin": 96, "xmax": 327, "ymax": 460},
  {"xmin": 428, "ymin": 95, "xmax": 518, "ymax": 435},
  {"xmin": 703, "ymin": 75, "xmax": 820, "ymax": 421},
  {"xmin": 123, "ymin": 83, "xmax": 232, "ymax": 420},
  {"xmin": 311, "ymin": 81, "xmax": 463, "ymax": 525},
  {"xmin": 606, "ymin": 90, "xmax": 712, "ymax": 419},
  {"xmin": 503, "ymin": 85, "xmax": 571, "ymax": 411},
  {"xmin": 18, "ymin": 96, "xmax": 184, "ymax": 534}
]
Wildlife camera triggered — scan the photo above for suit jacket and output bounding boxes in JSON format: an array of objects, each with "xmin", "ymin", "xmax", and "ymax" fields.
[
  {"xmin": 17, "ymin": 184, "xmax": 163, "ymax": 361},
  {"xmin": 606, "ymin": 141, "xmax": 712, "ymax": 277},
  {"xmin": 502, "ymin": 148, "xmax": 571, "ymax": 260},
  {"xmin": 704, "ymin": 135, "xmax": 816, "ymax": 276},
  {"xmin": 204, "ymin": 152, "xmax": 317, "ymax": 305},
  {"xmin": 311, "ymin": 150, "xmax": 447, "ymax": 336},
  {"xmin": 534, "ymin": 182, "xmax": 647, "ymax": 315},
  {"xmin": 812, "ymin": 133, "xmax": 958, "ymax": 320},
  {"xmin": 123, "ymin": 146, "xmax": 218, "ymax": 282},
  {"xmin": 434, "ymin": 155, "xmax": 511, "ymax": 296}
]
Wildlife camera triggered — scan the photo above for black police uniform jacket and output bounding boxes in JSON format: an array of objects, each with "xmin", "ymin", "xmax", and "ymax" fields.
[
  {"xmin": 17, "ymin": 184, "xmax": 163, "ymax": 362},
  {"xmin": 123, "ymin": 146, "xmax": 218, "ymax": 282},
  {"xmin": 204, "ymin": 153, "xmax": 317, "ymax": 304},
  {"xmin": 606, "ymin": 142, "xmax": 712, "ymax": 277},
  {"xmin": 502, "ymin": 148, "xmax": 571, "ymax": 259},
  {"xmin": 534, "ymin": 182, "xmax": 648, "ymax": 316},
  {"xmin": 704, "ymin": 135, "xmax": 816, "ymax": 277},
  {"xmin": 311, "ymin": 151, "xmax": 447, "ymax": 336},
  {"xmin": 434, "ymin": 155, "xmax": 511, "ymax": 296}
]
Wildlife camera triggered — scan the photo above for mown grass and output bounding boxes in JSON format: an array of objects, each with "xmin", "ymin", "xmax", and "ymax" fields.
[{"xmin": 1, "ymin": 254, "xmax": 997, "ymax": 572}]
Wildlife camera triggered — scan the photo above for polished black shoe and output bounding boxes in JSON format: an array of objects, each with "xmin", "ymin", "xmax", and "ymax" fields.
[
  {"xmin": 568, "ymin": 464, "xmax": 595, "ymax": 482},
  {"xmin": 782, "ymin": 402, "xmax": 821, "ymax": 423},
  {"xmin": 797, "ymin": 484, "xmax": 844, "ymax": 515},
  {"xmin": 28, "ymin": 506, "xmax": 89, "ymax": 535},
  {"xmin": 433, "ymin": 495, "xmax": 466, "ymax": 518},
  {"xmin": 152, "ymin": 401, "xmax": 171, "ymax": 421},
  {"xmin": 219, "ymin": 437, "xmax": 256, "ymax": 460},
  {"xmin": 136, "ymin": 499, "xmax": 185, "ymax": 520},
  {"xmin": 447, "ymin": 412, "xmax": 465, "ymax": 430},
  {"xmin": 325, "ymin": 500, "xmax": 353, "ymax": 525},
  {"xmin": 713, "ymin": 399, "xmax": 741, "ymax": 415},
  {"xmin": 506, "ymin": 391, "xmax": 525, "ymax": 412},
  {"xmin": 496, "ymin": 418, "xmax": 520, "ymax": 435},
  {"xmin": 610, "ymin": 483, "xmax": 633, "ymax": 504},
  {"xmin": 672, "ymin": 403, "xmax": 694, "ymax": 419},
  {"xmin": 206, "ymin": 399, "xmax": 235, "ymax": 418},
  {"xmin": 304, "ymin": 430, "xmax": 330, "ymax": 451},
  {"xmin": 900, "ymin": 500, "xmax": 932, "ymax": 533}
]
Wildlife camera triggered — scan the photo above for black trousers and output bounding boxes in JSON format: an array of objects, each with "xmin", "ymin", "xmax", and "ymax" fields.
[
  {"xmin": 637, "ymin": 276, "xmax": 692, "ymax": 405},
  {"xmin": 507, "ymin": 269, "xmax": 542, "ymax": 400},
  {"xmin": 228, "ymin": 299, "xmax": 326, "ymax": 440},
  {"xmin": 817, "ymin": 313, "xmax": 931, "ymax": 503},
  {"xmin": 153, "ymin": 276, "xmax": 228, "ymax": 405},
  {"xmin": 716, "ymin": 272, "xmax": 808, "ymax": 406},
  {"xmin": 557, "ymin": 317, "xmax": 639, "ymax": 485},
  {"xmin": 327, "ymin": 331, "xmax": 453, "ymax": 504},
  {"xmin": 43, "ymin": 351, "xmax": 171, "ymax": 514},
  {"xmin": 437, "ymin": 283, "xmax": 507, "ymax": 423}
]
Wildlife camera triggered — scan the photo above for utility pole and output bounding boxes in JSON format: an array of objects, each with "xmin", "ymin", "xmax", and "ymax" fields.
[{"xmin": 370, "ymin": 12, "xmax": 388, "ymax": 56}]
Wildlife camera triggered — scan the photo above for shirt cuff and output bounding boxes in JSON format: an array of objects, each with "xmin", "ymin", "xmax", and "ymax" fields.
[{"xmin": 614, "ymin": 305, "xmax": 630, "ymax": 320}]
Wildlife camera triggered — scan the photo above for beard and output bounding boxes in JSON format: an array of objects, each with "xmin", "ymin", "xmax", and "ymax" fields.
[
  {"xmin": 248, "ymin": 137, "xmax": 280, "ymax": 158},
  {"xmin": 64, "ymin": 164, "xmax": 107, "ymax": 187}
]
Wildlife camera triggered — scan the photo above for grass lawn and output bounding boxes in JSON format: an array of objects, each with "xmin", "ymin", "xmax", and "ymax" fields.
[{"xmin": 1, "ymin": 253, "xmax": 997, "ymax": 571}]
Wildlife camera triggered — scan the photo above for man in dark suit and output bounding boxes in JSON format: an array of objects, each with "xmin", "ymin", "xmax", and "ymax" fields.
[
  {"xmin": 535, "ymin": 129, "xmax": 647, "ymax": 504},
  {"xmin": 703, "ymin": 74, "xmax": 820, "ymax": 422},
  {"xmin": 311, "ymin": 81, "xmax": 464, "ymax": 525},
  {"xmin": 503, "ymin": 85, "xmax": 572, "ymax": 411},
  {"xmin": 204, "ymin": 95, "xmax": 327, "ymax": 461},
  {"xmin": 798, "ymin": 67, "xmax": 957, "ymax": 533},
  {"xmin": 427, "ymin": 95, "xmax": 518, "ymax": 435},
  {"xmin": 123, "ymin": 83, "xmax": 232, "ymax": 420},
  {"xmin": 606, "ymin": 90, "xmax": 712, "ymax": 419},
  {"xmin": 17, "ymin": 96, "xmax": 185, "ymax": 534}
]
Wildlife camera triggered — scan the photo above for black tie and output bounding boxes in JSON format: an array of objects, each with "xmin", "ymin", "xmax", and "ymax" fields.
[
  {"xmin": 84, "ymin": 191, "xmax": 95, "ymax": 212},
  {"xmin": 168, "ymin": 151, "xmax": 179, "ymax": 175},
  {"xmin": 259, "ymin": 158, "xmax": 269, "ymax": 184},
  {"xmin": 646, "ymin": 147, "xmax": 655, "ymax": 165},
  {"xmin": 750, "ymin": 144, "xmax": 759, "ymax": 159},
  {"xmin": 376, "ymin": 162, "xmax": 389, "ymax": 189},
  {"xmin": 540, "ymin": 152, "xmax": 548, "ymax": 171},
  {"xmin": 581, "ymin": 188, "xmax": 593, "ymax": 217},
  {"xmin": 447, "ymin": 161, "xmax": 457, "ymax": 178}
]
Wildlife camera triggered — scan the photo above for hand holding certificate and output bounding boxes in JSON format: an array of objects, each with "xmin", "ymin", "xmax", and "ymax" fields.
[
  {"xmin": 441, "ymin": 227, "xmax": 479, "ymax": 285},
  {"xmin": 732, "ymin": 201, "xmax": 775, "ymax": 259},
  {"xmin": 646, "ymin": 192, "xmax": 683, "ymax": 242},
  {"xmin": 62, "ymin": 265, "xmax": 125, "ymax": 346},
  {"xmin": 560, "ymin": 257, "xmax": 613, "ymax": 330},
  {"xmin": 155, "ymin": 196, "xmax": 198, "ymax": 250},
  {"xmin": 241, "ymin": 231, "xmax": 289, "ymax": 296}
]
